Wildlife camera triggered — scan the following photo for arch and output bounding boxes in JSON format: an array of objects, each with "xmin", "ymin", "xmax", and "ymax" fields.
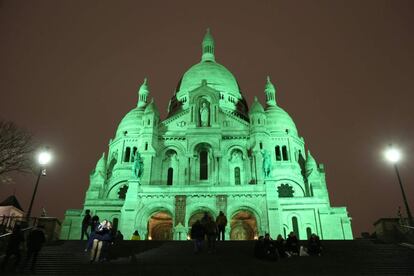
[
  {"xmin": 147, "ymin": 211, "xmax": 173, "ymax": 240},
  {"xmin": 230, "ymin": 210, "xmax": 258, "ymax": 240},
  {"xmin": 186, "ymin": 204, "xmax": 217, "ymax": 227},
  {"xmin": 276, "ymin": 179, "xmax": 306, "ymax": 197},
  {"xmin": 227, "ymin": 204, "xmax": 263, "ymax": 235},
  {"xmin": 167, "ymin": 167, "xmax": 173, "ymax": 186},
  {"xmin": 135, "ymin": 202, "xmax": 175, "ymax": 233},
  {"xmin": 160, "ymin": 144, "xmax": 185, "ymax": 158},
  {"xmin": 106, "ymin": 181, "xmax": 128, "ymax": 199},
  {"xmin": 188, "ymin": 210, "xmax": 214, "ymax": 228}
]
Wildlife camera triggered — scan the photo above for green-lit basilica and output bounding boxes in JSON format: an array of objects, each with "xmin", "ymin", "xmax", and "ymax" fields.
[{"xmin": 61, "ymin": 30, "xmax": 353, "ymax": 241}]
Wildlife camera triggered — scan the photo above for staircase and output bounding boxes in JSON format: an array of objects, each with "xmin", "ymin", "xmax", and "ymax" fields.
[{"xmin": 1, "ymin": 239, "xmax": 414, "ymax": 275}]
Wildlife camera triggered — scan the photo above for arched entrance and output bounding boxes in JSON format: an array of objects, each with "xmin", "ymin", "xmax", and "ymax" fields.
[
  {"xmin": 188, "ymin": 210, "xmax": 214, "ymax": 227},
  {"xmin": 230, "ymin": 210, "xmax": 257, "ymax": 240},
  {"xmin": 147, "ymin": 211, "xmax": 173, "ymax": 240}
]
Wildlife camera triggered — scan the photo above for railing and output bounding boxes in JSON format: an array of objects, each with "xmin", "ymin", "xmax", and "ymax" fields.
[{"xmin": 0, "ymin": 216, "xmax": 43, "ymax": 254}]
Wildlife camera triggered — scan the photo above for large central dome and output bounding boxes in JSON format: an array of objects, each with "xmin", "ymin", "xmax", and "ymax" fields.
[
  {"xmin": 177, "ymin": 61, "xmax": 240, "ymax": 96},
  {"xmin": 175, "ymin": 29, "xmax": 242, "ymax": 100}
]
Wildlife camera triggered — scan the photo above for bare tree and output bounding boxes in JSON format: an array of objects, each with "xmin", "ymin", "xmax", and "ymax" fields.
[{"xmin": 0, "ymin": 120, "xmax": 35, "ymax": 181}]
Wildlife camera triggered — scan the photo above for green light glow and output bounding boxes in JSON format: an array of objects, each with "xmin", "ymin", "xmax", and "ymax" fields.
[{"xmin": 61, "ymin": 29, "xmax": 353, "ymax": 241}]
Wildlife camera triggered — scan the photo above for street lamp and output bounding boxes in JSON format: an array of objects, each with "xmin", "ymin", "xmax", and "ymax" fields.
[
  {"xmin": 384, "ymin": 146, "xmax": 413, "ymax": 226},
  {"xmin": 26, "ymin": 148, "xmax": 52, "ymax": 220}
]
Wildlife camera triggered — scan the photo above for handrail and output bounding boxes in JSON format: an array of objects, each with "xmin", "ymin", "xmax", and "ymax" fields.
[
  {"xmin": 0, "ymin": 226, "xmax": 33, "ymax": 239},
  {"xmin": 401, "ymin": 224, "xmax": 414, "ymax": 229}
]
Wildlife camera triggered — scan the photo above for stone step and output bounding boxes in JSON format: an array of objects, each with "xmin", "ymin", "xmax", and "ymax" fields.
[{"xmin": 2, "ymin": 240, "xmax": 414, "ymax": 275}]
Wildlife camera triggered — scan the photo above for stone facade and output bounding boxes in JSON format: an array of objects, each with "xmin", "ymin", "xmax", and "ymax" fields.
[{"xmin": 61, "ymin": 30, "xmax": 353, "ymax": 240}]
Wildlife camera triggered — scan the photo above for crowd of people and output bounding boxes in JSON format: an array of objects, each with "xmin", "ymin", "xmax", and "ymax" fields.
[
  {"xmin": 190, "ymin": 211, "xmax": 228, "ymax": 253},
  {"xmin": 1, "ymin": 209, "xmax": 323, "ymax": 271},
  {"xmin": 254, "ymin": 231, "xmax": 322, "ymax": 261}
]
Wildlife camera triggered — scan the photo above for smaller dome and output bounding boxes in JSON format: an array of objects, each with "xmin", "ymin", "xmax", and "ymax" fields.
[
  {"xmin": 249, "ymin": 97, "xmax": 264, "ymax": 114},
  {"xmin": 116, "ymin": 107, "xmax": 143, "ymax": 137},
  {"xmin": 266, "ymin": 106, "xmax": 298, "ymax": 135},
  {"xmin": 305, "ymin": 150, "xmax": 318, "ymax": 177}
]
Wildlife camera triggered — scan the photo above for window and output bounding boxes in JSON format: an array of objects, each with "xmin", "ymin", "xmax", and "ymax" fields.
[
  {"xmin": 310, "ymin": 184, "xmax": 314, "ymax": 196},
  {"xmin": 118, "ymin": 185, "xmax": 128, "ymax": 199},
  {"xmin": 145, "ymin": 142, "xmax": 148, "ymax": 151},
  {"xmin": 306, "ymin": 227, "xmax": 312, "ymax": 239},
  {"xmin": 282, "ymin": 146, "xmax": 288, "ymax": 161},
  {"xmin": 292, "ymin": 217, "xmax": 299, "ymax": 239},
  {"xmin": 275, "ymin": 146, "xmax": 281, "ymax": 161},
  {"xmin": 167, "ymin": 167, "xmax": 173, "ymax": 186},
  {"xmin": 234, "ymin": 167, "xmax": 241, "ymax": 185},
  {"xmin": 200, "ymin": 150, "xmax": 208, "ymax": 180},
  {"xmin": 259, "ymin": 142, "xmax": 263, "ymax": 150},
  {"xmin": 124, "ymin": 147, "xmax": 131, "ymax": 162}
]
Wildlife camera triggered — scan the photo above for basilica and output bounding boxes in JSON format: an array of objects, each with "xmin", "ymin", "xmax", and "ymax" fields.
[{"xmin": 61, "ymin": 30, "xmax": 353, "ymax": 240}]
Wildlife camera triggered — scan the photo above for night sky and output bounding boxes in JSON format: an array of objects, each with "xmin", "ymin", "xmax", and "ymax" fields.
[{"xmin": 1, "ymin": 0, "xmax": 413, "ymax": 237}]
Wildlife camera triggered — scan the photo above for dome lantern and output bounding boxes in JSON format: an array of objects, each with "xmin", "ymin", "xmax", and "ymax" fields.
[
  {"xmin": 201, "ymin": 28, "xmax": 215, "ymax": 62},
  {"xmin": 265, "ymin": 76, "xmax": 276, "ymax": 107},
  {"xmin": 137, "ymin": 78, "xmax": 150, "ymax": 108}
]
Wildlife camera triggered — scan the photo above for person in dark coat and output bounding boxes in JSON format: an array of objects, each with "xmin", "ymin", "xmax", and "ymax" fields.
[
  {"xmin": 286, "ymin": 231, "xmax": 300, "ymax": 256},
  {"xmin": 204, "ymin": 216, "xmax": 218, "ymax": 253},
  {"xmin": 307, "ymin": 234, "xmax": 322, "ymax": 256},
  {"xmin": 81, "ymin": 209, "xmax": 91, "ymax": 240},
  {"xmin": 254, "ymin": 236, "xmax": 265, "ymax": 259},
  {"xmin": 190, "ymin": 220, "xmax": 204, "ymax": 253},
  {"xmin": 85, "ymin": 215, "xmax": 100, "ymax": 252},
  {"xmin": 25, "ymin": 225, "xmax": 46, "ymax": 271},
  {"xmin": 215, "ymin": 211, "xmax": 228, "ymax": 241},
  {"xmin": 274, "ymin": 234, "xmax": 287, "ymax": 258},
  {"xmin": 263, "ymin": 233, "xmax": 278, "ymax": 261},
  {"xmin": 1, "ymin": 225, "xmax": 24, "ymax": 271}
]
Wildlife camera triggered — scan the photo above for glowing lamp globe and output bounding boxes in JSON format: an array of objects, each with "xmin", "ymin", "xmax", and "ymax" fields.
[
  {"xmin": 38, "ymin": 151, "xmax": 52, "ymax": 166},
  {"xmin": 385, "ymin": 148, "xmax": 401, "ymax": 164}
]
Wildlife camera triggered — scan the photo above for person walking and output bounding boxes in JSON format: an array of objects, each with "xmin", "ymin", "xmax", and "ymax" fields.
[
  {"xmin": 215, "ymin": 211, "xmax": 227, "ymax": 241},
  {"xmin": 25, "ymin": 225, "xmax": 46, "ymax": 271},
  {"xmin": 1, "ymin": 225, "xmax": 24, "ymax": 271},
  {"xmin": 81, "ymin": 209, "xmax": 91, "ymax": 240},
  {"xmin": 205, "ymin": 216, "xmax": 218, "ymax": 253},
  {"xmin": 190, "ymin": 220, "xmax": 205, "ymax": 253}
]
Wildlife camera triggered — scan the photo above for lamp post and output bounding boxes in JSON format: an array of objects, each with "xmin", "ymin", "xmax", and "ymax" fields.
[
  {"xmin": 384, "ymin": 147, "xmax": 413, "ymax": 227},
  {"xmin": 26, "ymin": 149, "xmax": 52, "ymax": 220}
]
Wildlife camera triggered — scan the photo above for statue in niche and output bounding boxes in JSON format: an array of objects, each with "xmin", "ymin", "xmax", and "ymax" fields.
[
  {"xmin": 199, "ymin": 102, "xmax": 209, "ymax": 127},
  {"xmin": 230, "ymin": 150, "xmax": 242, "ymax": 163},
  {"xmin": 132, "ymin": 151, "xmax": 144, "ymax": 179},
  {"xmin": 261, "ymin": 149, "xmax": 272, "ymax": 178}
]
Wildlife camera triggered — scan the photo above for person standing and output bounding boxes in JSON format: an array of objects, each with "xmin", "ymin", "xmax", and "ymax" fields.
[
  {"xmin": 131, "ymin": 230, "xmax": 141, "ymax": 240},
  {"xmin": 215, "ymin": 211, "xmax": 227, "ymax": 241},
  {"xmin": 190, "ymin": 220, "xmax": 205, "ymax": 253},
  {"xmin": 25, "ymin": 225, "xmax": 46, "ymax": 271},
  {"xmin": 81, "ymin": 209, "xmax": 91, "ymax": 240},
  {"xmin": 205, "ymin": 216, "xmax": 218, "ymax": 253},
  {"xmin": 1, "ymin": 225, "xmax": 24, "ymax": 271}
]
